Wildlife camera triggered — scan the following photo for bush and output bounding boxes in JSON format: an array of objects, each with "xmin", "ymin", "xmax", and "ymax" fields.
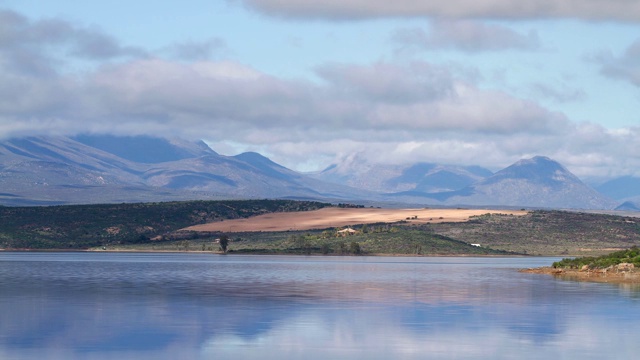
[{"xmin": 553, "ymin": 246, "xmax": 640, "ymax": 269}]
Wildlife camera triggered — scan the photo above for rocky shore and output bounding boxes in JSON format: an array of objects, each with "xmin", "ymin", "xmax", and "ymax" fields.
[{"xmin": 521, "ymin": 263, "xmax": 640, "ymax": 283}]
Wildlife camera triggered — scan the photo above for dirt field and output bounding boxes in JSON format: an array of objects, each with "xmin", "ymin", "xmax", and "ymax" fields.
[{"xmin": 184, "ymin": 207, "xmax": 527, "ymax": 233}]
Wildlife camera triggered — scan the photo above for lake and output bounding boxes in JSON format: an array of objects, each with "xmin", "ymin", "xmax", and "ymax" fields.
[{"xmin": 1, "ymin": 252, "xmax": 639, "ymax": 359}]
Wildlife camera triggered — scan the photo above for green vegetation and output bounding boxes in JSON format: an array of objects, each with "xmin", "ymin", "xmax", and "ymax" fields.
[
  {"xmin": 114, "ymin": 224, "xmax": 512, "ymax": 256},
  {"xmin": 431, "ymin": 211, "xmax": 640, "ymax": 256},
  {"xmin": 0, "ymin": 200, "xmax": 328, "ymax": 249},
  {"xmin": 552, "ymin": 247, "xmax": 640, "ymax": 270},
  {"xmin": 1, "ymin": 202, "xmax": 639, "ymax": 257}
]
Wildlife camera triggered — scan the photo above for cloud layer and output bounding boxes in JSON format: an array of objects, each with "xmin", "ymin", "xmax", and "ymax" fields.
[
  {"xmin": 1, "ymin": 9, "xmax": 639, "ymax": 177},
  {"xmin": 239, "ymin": 0, "xmax": 640, "ymax": 21}
]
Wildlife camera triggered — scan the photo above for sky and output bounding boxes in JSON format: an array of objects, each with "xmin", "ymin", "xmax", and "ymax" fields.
[{"xmin": 1, "ymin": 0, "xmax": 639, "ymax": 180}]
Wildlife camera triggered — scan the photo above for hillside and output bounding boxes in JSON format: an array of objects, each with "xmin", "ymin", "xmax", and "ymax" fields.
[
  {"xmin": 0, "ymin": 136, "xmax": 371, "ymax": 205},
  {"xmin": 1, "ymin": 200, "xmax": 639, "ymax": 256},
  {"xmin": 0, "ymin": 200, "xmax": 329, "ymax": 249},
  {"xmin": 430, "ymin": 211, "xmax": 640, "ymax": 256}
]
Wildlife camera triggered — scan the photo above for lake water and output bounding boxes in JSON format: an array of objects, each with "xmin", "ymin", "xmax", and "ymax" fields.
[{"xmin": 1, "ymin": 253, "xmax": 640, "ymax": 359}]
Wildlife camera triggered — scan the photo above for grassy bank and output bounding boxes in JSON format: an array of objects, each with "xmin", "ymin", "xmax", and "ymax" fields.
[{"xmin": 552, "ymin": 247, "xmax": 640, "ymax": 269}]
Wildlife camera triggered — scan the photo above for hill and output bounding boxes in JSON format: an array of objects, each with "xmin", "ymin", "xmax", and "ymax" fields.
[
  {"xmin": 1, "ymin": 200, "xmax": 639, "ymax": 256},
  {"xmin": 430, "ymin": 210, "xmax": 640, "ymax": 256},
  {"xmin": 0, "ymin": 200, "xmax": 329, "ymax": 249}
]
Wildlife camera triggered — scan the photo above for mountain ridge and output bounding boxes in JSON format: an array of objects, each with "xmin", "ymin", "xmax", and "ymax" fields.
[
  {"xmin": 0, "ymin": 135, "xmax": 628, "ymax": 210},
  {"xmin": 384, "ymin": 156, "xmax": 616, "ymax": 210}
]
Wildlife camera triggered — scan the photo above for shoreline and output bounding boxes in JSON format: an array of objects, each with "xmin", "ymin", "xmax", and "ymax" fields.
[
  {"xmin": 521, "ymin": 267, "xmax": 640, "ymax": 284},
  {"xmin": 1, "ymin": 248, "xmax": 528, "ymax": 258}
]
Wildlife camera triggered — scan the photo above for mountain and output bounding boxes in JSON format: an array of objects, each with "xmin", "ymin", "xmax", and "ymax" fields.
[
  {"xmin": 615, "ymin": 201, "xmax": 640, "ymax": 211},
  {"xmin": 312, "ymin": 153, "xmax": 492, "ymax": 193},
  {"xmin": 0, "ymin": 136, "xmax": 147, "ymax": 205},
  {"xmin": 0, "ymin": 137, "xmax": 621, "ymax": 210},
  {"xmin": 388, "ymin": 156, "xmax": 617, "ymax": 210},
  {"xmin": 0, "ymin": 136, "xmax": 371, "ymax": 206},
  {"xmin": 73, "ymin": 135, "xmax": 216, "ymax": 163},
  {"xmin": 141, "ymin": 151, "xmax": 371, "ymax": 200},
  {"xmin": 596, "ymin": 176, "xmax": 640, "ymax": 201}
]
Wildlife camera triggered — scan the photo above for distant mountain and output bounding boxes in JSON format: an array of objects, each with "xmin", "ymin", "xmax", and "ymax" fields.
[
  {"xmin": 596, "ymin": 176, "xmax": 640, "ymax": 201},
  {"xmin": 388, "ymin": 156, "xmax": 617, "ymax": 210},
  {"xmin": 73, "ymin": 134, "xmax": 216, "ymax": 163},
  {"xmin": 0, "ymin": 137, "xmax": 622, "ymax": 210},
  {"xmin": 0, "ymin": 136, "xmax": 371, "ymax": 206},
  {"xmin": 312, "ymin": 153, "xmax": 492, "ymax": 193},
  {"xmin": 141, "ymin": 151, "xmax": 371, "ymax": 200},
  {"xmin": 615, "ymin": 201, "xmax": 640, "ymax": 211}
]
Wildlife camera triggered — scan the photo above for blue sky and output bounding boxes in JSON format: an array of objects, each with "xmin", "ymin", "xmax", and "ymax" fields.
[{"xmin": 1, "ymin": 0, "xmax": 639, "ymax": 179}]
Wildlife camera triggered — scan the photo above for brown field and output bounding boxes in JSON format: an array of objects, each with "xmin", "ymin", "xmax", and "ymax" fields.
[{"xmin": 184, "ymin": 207, "xmax": 527, "ymax": 233}]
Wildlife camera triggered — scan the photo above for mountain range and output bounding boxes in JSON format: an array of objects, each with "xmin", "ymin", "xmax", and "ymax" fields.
[{"xmin": 0, "ymin": 135, "xmax": 634, "ymax": 210}]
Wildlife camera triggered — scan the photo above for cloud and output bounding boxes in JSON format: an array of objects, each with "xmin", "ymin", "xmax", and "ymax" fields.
[
  {"xmin": 4, "ymin": 42, "xmax": 634, "ymax": 176},
  {"xmin": 527, "ymin": 82, "xmax": 586, "ymax": 103},
  {"xmin": 392, "ymin": 20, "xmax": 540, "ymax": 53},
  {"xmin": 75, "ymin": 59, "xmax": 567, "ymax": 138},
  {"xmin": 237, "ymin": 0, "xmax": 640, "ymax": 21},
  {"xmin": 315, "ymin": 62, "xmax": 454, "ymax": 103},
  {"xmin": 0, "ymin": 10, "xmax": 145, "ymax": 76},
  {"xmin": 162, "ymin": 38, "xmax": 228, "ymax": 61},
  {"xmin": 597, "ymin": 39, "xmax": 640, "ymax": 86},
  {"xmin": 0, "ymin": 54, "xmax": 577, "ymax": 165},
  {"xmin": 2, "ymin": 9, "xmax": 639, "ymax": 177}
]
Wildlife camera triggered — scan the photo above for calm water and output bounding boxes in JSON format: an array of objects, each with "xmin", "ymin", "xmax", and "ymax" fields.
[{"xmin": 1, "ymin": 253, "xmax": 640, "ymax": 359}]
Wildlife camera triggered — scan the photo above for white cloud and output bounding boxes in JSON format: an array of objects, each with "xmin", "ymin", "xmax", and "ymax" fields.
[
  {"xmin": 2, "ymin": 9, "xmax": 640, "ymax": 177},
  {"xmin": 238, "ymin": 0, "xmax": 640, "ymax": 21},
  {"xmin": 598, "ymin": 38, "xmax": 640, "ymax": 86},
  {"xmin": 0, "ymin": 10, "xmax": 145, "ymax": 76},
  {"xmin": 393, "ymin": 20, "xmax": 540, "ymax": 53},
  {"xmin": 527, "ymin": 82, "xmax": 586, "ymax": 103},
  {"xmin": 2, "ymin": 52, "xmax": 638, "ymax": 176},
  {"xmin": 161, "ymin": 38, "xmax": 228, "ymax": 61}
]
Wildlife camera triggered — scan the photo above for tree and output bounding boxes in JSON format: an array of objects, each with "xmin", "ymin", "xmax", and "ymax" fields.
[
  {"xmin": 349, "ymin": 241, "xmax": 361, "ymax": 255},
  {"xmin": 321, "ymin": 243, "xmax": 331, "ymax": 255},
  {"xmin": 337, "ymin": 241, "xmax": 347, "ymax": 254},
  {"xmin": 219, "ymin": 235, "xmax": 229, "ymax": 253}
]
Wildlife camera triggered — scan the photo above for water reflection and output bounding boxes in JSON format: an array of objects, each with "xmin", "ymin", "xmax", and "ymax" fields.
[{"xmin": 1, "ymin": 253, "xmax": 639, "ymax": 359}]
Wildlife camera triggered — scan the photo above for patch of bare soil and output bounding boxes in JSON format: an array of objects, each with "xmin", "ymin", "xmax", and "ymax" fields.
[
  {"xmin": 520, "ymin": 267, "xmax": 640, "ymax": 283},
  {"xmin": 183, "ymin": 207, "xmax": 527, "ymax": 233}
]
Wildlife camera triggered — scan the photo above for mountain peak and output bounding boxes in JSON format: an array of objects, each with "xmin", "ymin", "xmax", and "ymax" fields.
[
  {"xmin": 454, "ymin": 156, "xmax": 616, "ymax": 209},
  {"xmin": 488, "ymin": 155, "xmax": 578, "ymax": 187},
  {"xmin": 515, "ymin": 155, "xmax": 553, "ymax": 165}
]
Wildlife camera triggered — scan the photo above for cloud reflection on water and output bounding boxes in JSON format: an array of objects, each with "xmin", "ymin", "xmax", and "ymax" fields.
[{"xmin": 1, "ymin": 253, "xmax": 640, "ymax": 359}]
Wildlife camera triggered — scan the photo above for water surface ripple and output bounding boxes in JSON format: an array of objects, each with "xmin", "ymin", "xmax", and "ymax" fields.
[{"xmin": 1, "ymin": 252, "xmax": 639, "ymax": 359}]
